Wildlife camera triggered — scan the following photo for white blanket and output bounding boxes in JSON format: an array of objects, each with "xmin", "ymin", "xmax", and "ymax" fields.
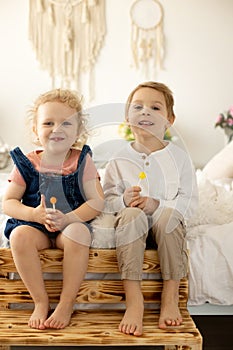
[{"xmin": 187, "ymin": 222, "xmax": 233, "ymax": 305}]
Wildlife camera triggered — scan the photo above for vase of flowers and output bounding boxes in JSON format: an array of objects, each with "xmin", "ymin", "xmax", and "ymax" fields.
[{"xmin": 215, "ymin": 106, "xmax": 233, "ymax": 143}]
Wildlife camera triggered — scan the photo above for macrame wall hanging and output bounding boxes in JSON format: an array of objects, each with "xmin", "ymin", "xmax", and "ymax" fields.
[
  {"xmin": 130, "ymin": 0, "xmax": 164, "ymax": 78},
  {"xmin": 29, "ymin": 0, "xmax": 106, "ymax": 100}
]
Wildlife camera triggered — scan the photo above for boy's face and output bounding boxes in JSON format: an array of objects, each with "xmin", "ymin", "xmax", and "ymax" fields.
[{"xmin": 126, "ymin": 87, "xmax": 172, "ymax": 141}]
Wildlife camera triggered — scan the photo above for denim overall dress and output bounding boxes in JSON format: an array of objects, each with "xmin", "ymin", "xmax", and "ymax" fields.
[{"xmin": 4, "ymin": 145, "xmax": 92, "ymax": 240}]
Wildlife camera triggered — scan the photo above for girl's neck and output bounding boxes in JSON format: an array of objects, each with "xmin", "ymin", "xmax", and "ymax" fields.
[{"xmin": 39, "ymin": 149, "xmax": 71, "ymax": 167}]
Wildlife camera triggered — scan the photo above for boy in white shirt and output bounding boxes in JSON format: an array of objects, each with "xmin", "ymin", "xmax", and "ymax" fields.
[{"xmin": 103, "ymin": 81, "xmax": 198, "ymax": 336}]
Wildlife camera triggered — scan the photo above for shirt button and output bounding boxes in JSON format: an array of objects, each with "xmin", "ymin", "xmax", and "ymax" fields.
[
  {"xmin": 145, "ymin": 162, "xmax": 150, "ymax": 166},
  {"xmin": 142, "ymin": 155, "xmax": 146, "ymax": 160}
]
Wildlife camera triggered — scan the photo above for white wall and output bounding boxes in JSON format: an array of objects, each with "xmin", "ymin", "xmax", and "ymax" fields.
[{"xmin": 1, "ymin": 0, "xmax": 233, "ymax": 167}]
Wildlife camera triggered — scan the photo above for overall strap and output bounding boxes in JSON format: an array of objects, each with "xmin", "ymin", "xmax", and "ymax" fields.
[
  {"xmin": 77, "ymin": 144, "xmax": 92, "ymax": 168},
  {"xmin": 10, "ymin": 147, "xmax": 38, "ymax": 183}
]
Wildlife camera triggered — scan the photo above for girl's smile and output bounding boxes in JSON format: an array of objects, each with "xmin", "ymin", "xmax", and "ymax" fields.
[{"xmin": 34, "ymin": 101, "xmax": 79, "ymax": 156}]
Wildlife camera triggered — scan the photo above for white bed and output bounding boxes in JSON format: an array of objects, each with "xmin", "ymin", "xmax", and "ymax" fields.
[{"xmin": 1, "ymin": 153, "xmax": 233, "ymax": 315}]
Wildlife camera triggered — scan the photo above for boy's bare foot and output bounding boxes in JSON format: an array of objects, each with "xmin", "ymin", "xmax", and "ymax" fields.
[
  {"xmin": 158, "ymin": 280, "xmax": 183, "ymax": 329},
  {"xmin": 44, "ymin": 300, "xmax": 74, "ymax": 329},
  {"xmin": 119, "ymin": 302, "xmax": 144, "ymax": 336},
  {"xmin": 28, "ymin": 302, "xmax": 50, "ymax": 330},
  {"xmin": 119, "ymin": 280, "xmax": 144, "ymax": 336}
]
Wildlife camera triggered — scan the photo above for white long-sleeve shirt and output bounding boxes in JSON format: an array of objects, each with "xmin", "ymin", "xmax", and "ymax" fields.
[{"xmin": 103, "ymin": 141, "xmax": 198, "ymax": 221}]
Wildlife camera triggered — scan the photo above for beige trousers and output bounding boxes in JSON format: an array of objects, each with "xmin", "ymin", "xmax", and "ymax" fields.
[{"xmin": 115, "ymin": 207, "xmax": 188, "ymax": 281}]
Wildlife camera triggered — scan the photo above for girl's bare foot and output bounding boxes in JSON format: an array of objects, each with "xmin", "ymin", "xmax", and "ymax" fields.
[
  {"xmin": 28, "ymin": 302, "xmax": 50, "ymax": 330},
  {"xmin": 44, "ymin": 300, "xmax": 74, "ymax": 329}
]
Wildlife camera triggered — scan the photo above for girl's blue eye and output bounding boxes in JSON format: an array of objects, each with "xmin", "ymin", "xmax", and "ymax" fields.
[{"xmin": 133, "ymin": 105, "xmax": 142, "ymax": 110}]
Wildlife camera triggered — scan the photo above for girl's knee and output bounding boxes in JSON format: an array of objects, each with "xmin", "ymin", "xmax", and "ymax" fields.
[
  {"xmin": 10, "ymin": 226, "xmax": 32, "ymax": 249},
  {"xmin": 62, "ymin": 222, "xmax": 91, "ymax": 247}
]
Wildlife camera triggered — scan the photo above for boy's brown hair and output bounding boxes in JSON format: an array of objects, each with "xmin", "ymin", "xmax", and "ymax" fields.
[{"xmin": 125, "ymin": 81, "xmax": 176, "ymax": 123}]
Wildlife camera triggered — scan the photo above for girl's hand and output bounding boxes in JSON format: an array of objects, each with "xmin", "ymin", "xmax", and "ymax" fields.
[
  {"xmin": 130, "ymin": 196, "xmax": 159, "ymax": 215},
  {"xmin": 32, "ymin": 195, "xmax": 48, "ymax": 225},
  {"xmin": 45, "ymin": 209, "xmax": 69, "ymax": 232},
  {"xmin": 123, "ymin": 186, "xmax": 141, "ymax": 207}
]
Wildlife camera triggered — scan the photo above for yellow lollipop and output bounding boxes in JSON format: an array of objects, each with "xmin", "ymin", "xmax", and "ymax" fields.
[
  {"xmin": 50, "ymin": 196, "xmax": 57, "ymax": 211},
  {"xmin": 137, "ymin": 171, "xmax": 146, "ymax": 186},
  {"xmin": 139, "ymin": 172, "xmax": 146, "ymax": 180}
]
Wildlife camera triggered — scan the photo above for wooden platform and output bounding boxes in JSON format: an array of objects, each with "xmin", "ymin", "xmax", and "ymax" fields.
[{"xmin": 0, "ymin": 248, "xmax": 202, "ymax": 349}]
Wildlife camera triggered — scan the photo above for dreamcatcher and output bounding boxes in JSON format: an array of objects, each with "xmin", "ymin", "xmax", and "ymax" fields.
[
  {"xmin": 130, "ymin": 0, "xmax": 164, "ymax": 78},
  {"xmin": 28, "ymin": 0, "xmax": 106, "ymax": 100}
]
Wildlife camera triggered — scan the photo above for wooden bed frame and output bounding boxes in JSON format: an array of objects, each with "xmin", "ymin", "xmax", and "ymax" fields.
[{"xmin": 0, "ymin": 247, "xmax": 202, "ymax": 349}]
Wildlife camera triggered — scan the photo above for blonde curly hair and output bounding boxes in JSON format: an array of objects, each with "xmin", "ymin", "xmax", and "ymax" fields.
[{"xmin": 27, "ymin": 88, "xmax": 88, "ymax": 149}]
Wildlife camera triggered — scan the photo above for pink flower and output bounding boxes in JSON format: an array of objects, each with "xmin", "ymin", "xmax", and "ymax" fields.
[
  {"xmin": 227, "ymin": 118, "xmax": 233, "ymax": 126},
  {"xmin": 216, "ymin": 114, "xmax": 224, "ymax": 123},
  {"xmin": 229, "ymin": 106, "xmax": 233, "ymax": 116}
]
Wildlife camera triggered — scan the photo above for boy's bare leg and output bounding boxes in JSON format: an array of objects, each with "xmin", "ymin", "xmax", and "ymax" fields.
[
  {"xmin": 119, "ymin": 280, "xmax": 144, "ymax": 336},
  {"xmin": 158, "ymin": 279, "xmax": 182, "ymax": 329},
  {"xmin": 10, "ymin": 226, "xmax": 51, "ymax": 330},
  {"xmin": 44, "ymin": 224, "xmax": 90, "ymax": 329}
]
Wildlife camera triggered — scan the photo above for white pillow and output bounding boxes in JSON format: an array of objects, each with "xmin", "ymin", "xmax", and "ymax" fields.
[{"xmin": 202, "ymin": 140, "xmax": 233, "ymax": 180}]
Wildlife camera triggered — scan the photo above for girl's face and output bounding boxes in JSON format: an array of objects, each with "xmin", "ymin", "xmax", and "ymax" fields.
[
  {"xmin": 127, "ymin": 87, "xmax": 172, "ymax": 141},
  {"xmin": 34, "ymin": 101, "xmax": 79, "ymax": 154}
]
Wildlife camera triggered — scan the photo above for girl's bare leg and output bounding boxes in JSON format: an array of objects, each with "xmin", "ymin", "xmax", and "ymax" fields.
[
  {"xmin": 119, "ymin": 280, "xmax": 144, "ymax": 336},
  {"xmin": 158, "ymin": 279, "xmax": 183, "ymax": 329},
  {"xmin": 44, "ymin": 222, "xmax": 90, "ymax": 329},
  {"xmin": 10, "ymin": 226, "xmax": 51, "ymax": 330}
]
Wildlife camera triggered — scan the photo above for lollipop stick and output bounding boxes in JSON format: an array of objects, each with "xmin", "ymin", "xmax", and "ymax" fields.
[
  {"xmin": 137, "ymin": 171, "xmax": 146, "ymax": 186},
  {"xmin": 50, "ymin": 197, "xmax": 57, "ymax": 212}
]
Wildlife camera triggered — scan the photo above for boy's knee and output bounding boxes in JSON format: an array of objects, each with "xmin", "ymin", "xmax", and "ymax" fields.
[
  {"xmin": 153, "ymin": 207, "xmax": 184, "ymax": 234},
  {"xmin": 115, "ymin": 207, "xmax": 148, "ymax": 246},
  {"xmin": 116, "ymin": 207, "xmax": 147, "ymax": 226}
]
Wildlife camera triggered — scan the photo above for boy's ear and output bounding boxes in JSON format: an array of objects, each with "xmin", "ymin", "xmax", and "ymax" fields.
[
  {"xmin": 33, "ymin": 125, "xmax": 38, "ymax": 136},
  {"xmin": 169, "ymin": 115, "xmax": 175, "ymax": 125}
]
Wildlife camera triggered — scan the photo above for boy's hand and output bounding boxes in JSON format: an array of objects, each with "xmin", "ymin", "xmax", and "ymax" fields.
[
  {"xmin": 45, "ymin": 209, "xmax": 69, "ymax": 232},
  {"xmin": 130, "ymin": 196, "xmax": 159, "ymax": 215},
  {"xmin": 123, "ymin": 186, "xmax": 141, "ymax": 207}
]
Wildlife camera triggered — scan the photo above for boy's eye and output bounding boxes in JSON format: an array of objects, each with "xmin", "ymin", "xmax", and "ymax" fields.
[
  {"xmin": 62, "ymin": 121, "xmax": 72, "ymax": 126},
  {"xmin": 151, "ymin": 106, "xmax": 160, "ymax": 110}
]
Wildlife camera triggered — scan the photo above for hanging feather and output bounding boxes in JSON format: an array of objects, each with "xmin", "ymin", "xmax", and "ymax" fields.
[
  {"xmin": 130, "ymin": 0, "xmax": 164, "ymax": 78},
  {"xmin": 28, "ymin": 0, "xmax": 106, "ymax": 100}
]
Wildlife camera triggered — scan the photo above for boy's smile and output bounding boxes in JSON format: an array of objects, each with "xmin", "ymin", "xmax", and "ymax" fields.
[{"xmin": 127, "ymin": 87, "xmax": 171, "ymax": 141}]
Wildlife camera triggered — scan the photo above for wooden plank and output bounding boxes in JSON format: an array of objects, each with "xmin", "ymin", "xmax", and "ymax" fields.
[
  {"xmin": 0, "ymin": 279, "xmax": 188, "ymax": 307},
  {"xmin": 0, "ymin": 248, "xmax": 160, "ymax": 274},
  {"xmin": 0, "ymin": 309, "xmax": 202, "ymax": 347}
]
